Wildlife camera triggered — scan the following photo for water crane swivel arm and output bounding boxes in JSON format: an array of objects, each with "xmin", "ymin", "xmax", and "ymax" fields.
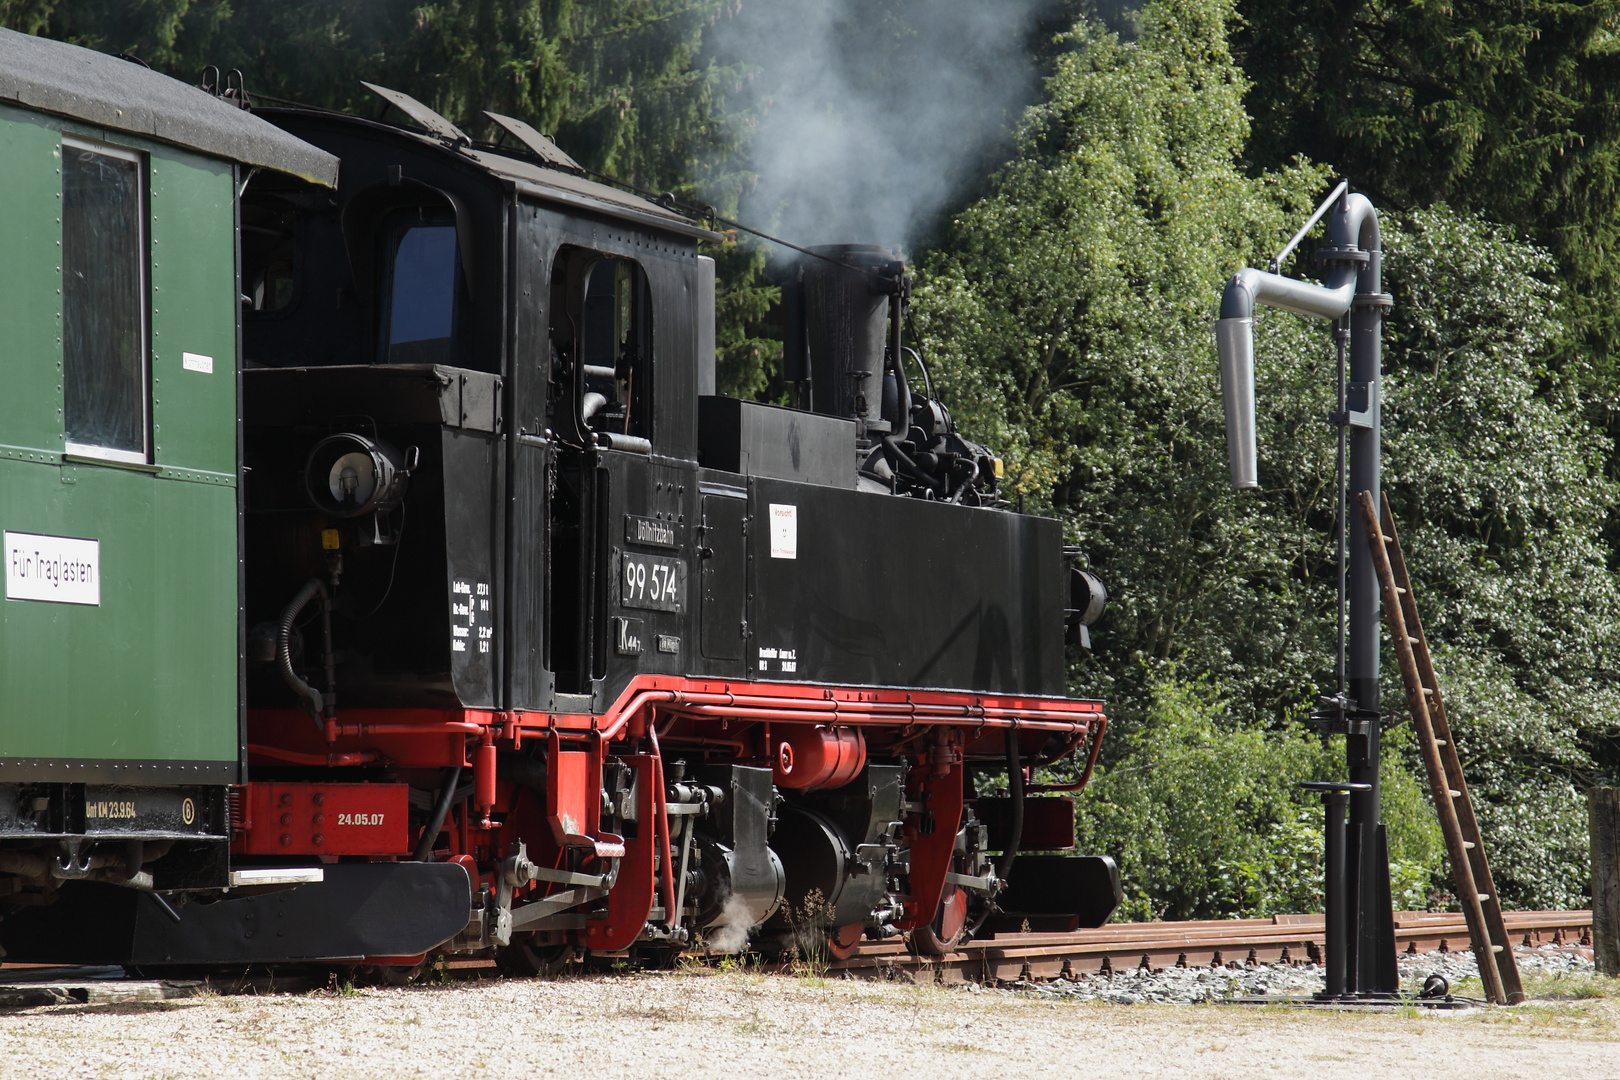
[{"xmin": 1214, "ymin": 191, "xmax": 1379, "ymax": 489}]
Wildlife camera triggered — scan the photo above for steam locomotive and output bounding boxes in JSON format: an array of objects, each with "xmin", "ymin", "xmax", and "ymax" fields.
[{"xmin": 0, "ymin": 29, "xmax": 1115, "ymax": 972}]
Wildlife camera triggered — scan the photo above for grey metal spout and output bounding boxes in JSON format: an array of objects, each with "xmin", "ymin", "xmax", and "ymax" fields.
[{"xmin": 1214, "ymin": 192, "xmax": 1378, "ymax": 488}]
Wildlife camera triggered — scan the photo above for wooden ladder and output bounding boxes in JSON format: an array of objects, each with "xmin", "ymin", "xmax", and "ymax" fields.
[{"xmin": 1356, "ymin": 490, "xmax": 1525, "ymax": 1005}]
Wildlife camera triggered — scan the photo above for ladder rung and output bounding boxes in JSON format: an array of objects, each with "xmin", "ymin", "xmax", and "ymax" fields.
[
  {"xmin": 1462, "ymin": 841, "xmax": 1475, "ymax": 849},
  {"xmin": 1478, "ymin": 894, "xmax": 1491, "ymax": 902},
  {"xmin": 1422, "ymin": 687, "xmax": 1434, "ymax": 695},
  {"xmin": 1406, "ymin": 636, "xmax": 1420, "ymax": 644},
  {"xmin": 1395, "ymin": 586, "xmax": 1407, "ymax": 594},
  {"xmin": 1491, "ymin": 945, "xmax": 1504, "ymax": 953},
  {"xmin": 1448, "ymin": 789, "xmax": 1462, "ymax": 797}
]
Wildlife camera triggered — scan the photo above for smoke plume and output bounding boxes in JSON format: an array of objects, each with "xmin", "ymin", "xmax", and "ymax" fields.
[{"xmin": 710, "ymin": 0, "xmax": 1049, "ymax": 249}]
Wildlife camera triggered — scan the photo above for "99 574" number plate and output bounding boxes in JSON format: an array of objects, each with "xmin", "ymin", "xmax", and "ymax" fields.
[{"xmin": 620, "ymin": 552, "xmax": 685, "ymax": 613}]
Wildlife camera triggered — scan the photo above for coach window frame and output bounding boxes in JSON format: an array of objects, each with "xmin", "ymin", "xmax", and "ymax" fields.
[{"xmin": 60, "ymin": 135, "xmax": 151, "ymax": 466}]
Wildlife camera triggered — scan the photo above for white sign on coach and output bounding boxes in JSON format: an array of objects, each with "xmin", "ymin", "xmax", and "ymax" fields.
[{"xmin": 4, "ymin": 531, "xmax": 101, "ymax": 606}]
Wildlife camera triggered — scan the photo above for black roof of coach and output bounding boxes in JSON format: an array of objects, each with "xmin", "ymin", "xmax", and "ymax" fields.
[{"xmin": 0, "ymin": 28, "xmax": 339, "ymax": 186}]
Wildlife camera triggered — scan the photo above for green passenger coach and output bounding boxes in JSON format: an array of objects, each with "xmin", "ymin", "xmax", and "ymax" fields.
[{"xmin": 0, "ymin": 29, "xmax": 337, "ymax": 889}]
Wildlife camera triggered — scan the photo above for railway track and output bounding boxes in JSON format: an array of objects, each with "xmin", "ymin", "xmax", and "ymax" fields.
[
  {"xmin": 833, "ymin": 910, "xmax": 1596, "ymax": 984},
  {"xmin": 0, "ymin": 910, "xmax": 1592, "ymax": 1004}
]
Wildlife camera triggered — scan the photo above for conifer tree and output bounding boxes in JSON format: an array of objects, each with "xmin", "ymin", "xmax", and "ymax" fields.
[{"xmin": 1234, "ymin": 0, "xmax": 1620, "ymax": 383}]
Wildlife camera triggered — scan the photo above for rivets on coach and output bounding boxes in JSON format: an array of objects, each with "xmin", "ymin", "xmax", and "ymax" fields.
[
  {"xmin": 312, "ymin": 814, "xmax": 325, "ymax": 827},
  {"xmin": 312, "ymin": 834, "xmax": 325, "ymax": 846},
  {"xmin": 280, "ymin": 813, "xmax": 293, "ymax": 826},
  {"xmin": 279, "ymin": 834, "xmax": 292, "ymax": 847}
]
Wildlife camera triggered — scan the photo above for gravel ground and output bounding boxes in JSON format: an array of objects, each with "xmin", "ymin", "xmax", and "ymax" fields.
[
  {"xmin": 1000, "ymin": 945, "xmax": 1598, "ymax": 1004},
  {"xmin": 0, "ymin": 951, "xmax": 1614, "ymax": 1080}
]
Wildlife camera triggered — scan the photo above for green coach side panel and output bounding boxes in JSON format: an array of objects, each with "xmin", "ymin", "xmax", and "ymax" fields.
[
  {"xmin": 0, "ymin": 111, "xmax": 239, "ymax": 782},
  {"xmin": 0, "ymin": 462, "xmax": 237, "ymax": 765},
  {"xmin": 0, "ymin": 106, "xmax": 62, "ymax": 455},
  {"xmin": 150, "ymin": 147, "xmax": 236, "ymax": 475}
]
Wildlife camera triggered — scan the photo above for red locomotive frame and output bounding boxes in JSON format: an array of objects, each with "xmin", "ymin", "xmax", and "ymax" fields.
[{"xmin": 242, "ymin": 675, "xmax": 1105, "ymax": 956}]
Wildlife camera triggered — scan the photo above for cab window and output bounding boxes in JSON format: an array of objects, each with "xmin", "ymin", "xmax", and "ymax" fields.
[
  {"xmin": 378, "ymin": 210, "xmax": 461, "ymax": 365},
  {"xmin": 242, "ymin": 198, "xmax": 298, "ymax": 315},
  {"xmin": 551, "ymin": 250, "xmax": 651, "ymax": 441}
]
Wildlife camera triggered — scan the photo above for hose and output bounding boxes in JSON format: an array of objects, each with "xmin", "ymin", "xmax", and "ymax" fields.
[
  {"xmin": 997, "ymin": 726, "xmax": 1025, "ymax": 883},
  {"xmin": 0, "ymin": 851, "xmax": 48, "ymax": 880},
  {"xmin": 277, "ymin": 578, "xmax": 328, "ymax": 724},
  {"xmin": 889, "ymin": 289, "xmax": 912, "ymax": 440},
  {"xmin": 412, "ymin": 765, "xmax": 463, "ymax": 862},
  {"xmin": 880, "ymin": 435, "xmax": 946, "ymax": 496}
]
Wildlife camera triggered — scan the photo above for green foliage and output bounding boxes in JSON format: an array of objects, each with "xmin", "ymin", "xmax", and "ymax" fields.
[
  {"xmin": 1072, "ymin": 676, "xmax": 1327, "ymax": 919},
  {"xmin": 708, "ymin": 236, "xmax": 779, "ymax": 400},
  {"xmin": 1072, "ymin": 675, "xmax": 1439, "ymax": 919},
  {"xmin": 1378, "ymin": 208, "xmax": 1620, "ymax": 908},
  {"xmin": 919, "ymin": 0, "xmax": 1613, "ymax": 911},
  {"xmin": 913, "ymin": 0, "xmax": 1339, "ymax": 724},
  {"xmin": 1418, "ymin": 649, "xmax": 1599, "ymax": 910},
  {"xmin": 7, "ymin": 1, "xmax": 740, "ymax": 189},
  {"xmin": 0, "ymin": 0, "xmax": 54, "ymax": 35},
  {"xmin": 1233, "ymin": 0, "xmax": 1620, "ymax": 390}
]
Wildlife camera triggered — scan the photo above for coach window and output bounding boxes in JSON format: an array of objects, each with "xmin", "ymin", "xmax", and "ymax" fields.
[
  {"xmin": 377, "ymin": 208, "xmax": 462, "ymax": 365},
  {"xmin": 62, "ymin": 138, "xmax": 149, "ymax": 464}
]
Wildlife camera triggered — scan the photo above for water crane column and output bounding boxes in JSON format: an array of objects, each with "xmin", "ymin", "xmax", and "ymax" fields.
[{"xmin": 1214, "ymin": 187, "xmax": 1398, "ymax": 997}]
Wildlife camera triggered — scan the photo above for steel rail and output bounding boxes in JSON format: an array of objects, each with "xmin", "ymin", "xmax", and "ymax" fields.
[{"xmin": 832, "ymin": 911, "xmax": 1595, "ymax": 984}]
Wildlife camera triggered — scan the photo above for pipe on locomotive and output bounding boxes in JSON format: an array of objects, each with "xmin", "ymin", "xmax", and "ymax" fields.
[{"xmin": 1214, "ymin": 189, "xmax": 1378, "ymax": 489}]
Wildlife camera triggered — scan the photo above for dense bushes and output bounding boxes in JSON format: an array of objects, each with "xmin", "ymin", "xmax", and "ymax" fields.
[{"xmin": 916, "ymin": 0, "xmax": 1616, "ymax": 914}]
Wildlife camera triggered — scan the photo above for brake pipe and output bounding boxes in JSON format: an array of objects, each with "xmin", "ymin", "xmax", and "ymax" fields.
[
  {"xmin": 1026, "ymin": 716, "xmax": 1109, "ymax": 794},
  {"xmin": 660, "ymin": 702, "xmax": 1093, "ymax": 732},
  {"xmin": 647, "ymin": 724, "xmax": 679, "ymax": 931},
  {"xmin": 324, "ymin": 719, "xmax": 484, "ymax": 741},
  {"xmin": 245, "ymin": 744, "xmax": 380, "ymax": 768}
]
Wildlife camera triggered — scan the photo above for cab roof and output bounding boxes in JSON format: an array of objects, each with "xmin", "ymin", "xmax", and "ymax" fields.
[{"xmin": 261, "ymin": 82, "xmax": 723, "ymax": 244}]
